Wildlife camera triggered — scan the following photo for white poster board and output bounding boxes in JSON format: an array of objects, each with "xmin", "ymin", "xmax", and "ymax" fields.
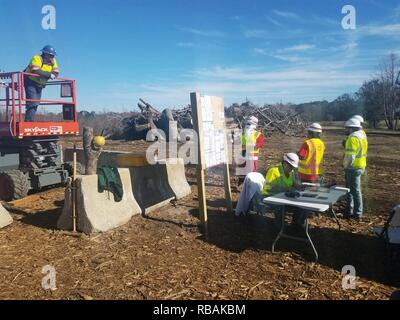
[
  {"xmin": 200, "ymin": 95, "xmax": 226, "ymax": 168},
  {"xmin": 190, "ymin": 92, "xmax": 233, "ymax": 225}
]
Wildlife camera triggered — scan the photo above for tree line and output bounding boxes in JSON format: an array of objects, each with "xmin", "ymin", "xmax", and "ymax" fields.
[{"xmin": 293, "ymin": 53, "xmax": 400, "ymax": 130}]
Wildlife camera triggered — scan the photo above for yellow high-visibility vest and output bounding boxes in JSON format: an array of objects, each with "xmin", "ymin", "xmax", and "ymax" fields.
[
  {"xmin": 242, "ymin": 131, "xmax": 262, "ymax": 156},
  {"xmin": 298, "ymin": 138, "xmax": 325, "ymax": 175},
  {"xmin": 361, "ymin": 129, "xmax": 367, "ymax": 140},
  {"xmin": 24, "ymin": 55, "xmax": 59, "ymax": 86},
  {"xmin": 262, "ymin": 163, "xmax": 294, "ymax": 196},
  {"xmin": 344, "ymin": 134, "xmax": 368, "ymax": 169}
]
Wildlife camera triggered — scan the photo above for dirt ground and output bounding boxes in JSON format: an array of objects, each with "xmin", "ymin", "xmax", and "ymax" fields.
[{"xmin": 0, "ymin": 129, "xmax": 399, "ymax": 300}]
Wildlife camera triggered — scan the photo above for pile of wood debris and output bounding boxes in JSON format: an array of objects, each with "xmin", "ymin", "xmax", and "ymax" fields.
[
  {"xmin": 226, "ymin": 102, "xmax": 308, "ymax": 136},
  {"xmin": 103, "ymin": 99, "xmax": 192, "ymax": 141},
  {"xmin": 94, "ymin": 99, "xmax": 307, "ymax": 141}
]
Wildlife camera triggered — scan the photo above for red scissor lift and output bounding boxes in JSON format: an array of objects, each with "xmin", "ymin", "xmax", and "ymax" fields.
[{"xmin": 0, "ymin": 71, "xmax": 79, "ymax": 201}]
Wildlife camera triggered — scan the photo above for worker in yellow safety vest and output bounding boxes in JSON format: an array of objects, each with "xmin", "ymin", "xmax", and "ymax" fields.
[
  {"xmin": 343, "ymin": 115, "xmax": 368, "ymax": 147},
  {"xmin": 23, "ymin": 45, "xmax": 59, "ymax": 122},
  {"xmin": 236, "ymin": 116, "xmax": 264, "ymax": 185},
  {"xmin": 351, "ymin": 115, "xmax": 367, "ymax": 140},
  {"xmin": 260, "ymin": 153, "xmax": 308, "ymax": 228},
  {"xmin": 343, "ymin": 118, "xmax": 368, "ymax": 221},
  {"xmin": 262, "ymin": 153, "xmax": 299, "ymax": 196},
  {"xmin": 297, "ymin": 123, "xmax": 325, "ymax": 183}
]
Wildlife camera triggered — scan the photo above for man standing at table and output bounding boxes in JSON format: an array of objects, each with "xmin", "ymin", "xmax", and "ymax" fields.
[
  {"xmin": 297, "ymin": 123, "xmax": 325, "ymax": 184},
  {"xmin": 23, "ymin": 45, "xmax": 59, "ymax": 122},
  {"xmin": 343, "ymin": 118, "xmax": 368, "ymax": 221}
]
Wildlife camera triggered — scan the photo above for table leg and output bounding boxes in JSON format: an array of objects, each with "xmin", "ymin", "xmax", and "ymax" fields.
[
  {"xmin": 304, "ymin": 218, "xmax": 318, "ymax": 262},
  {"xmin": 330, "ymin": 205, "xmax": 341, "ymax": 230},
  {"xmin": 271, "ymin": 209, "xmax": 319, "ymax": 262},
  {"xmin": 271, "ymin": 206, "xmax": 285, "ymax": 253}
]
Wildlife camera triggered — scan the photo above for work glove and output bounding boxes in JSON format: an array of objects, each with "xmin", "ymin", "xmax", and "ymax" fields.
[{"xmin": 50, "ymin": 73, "xmax": 56, "ymax": 80}]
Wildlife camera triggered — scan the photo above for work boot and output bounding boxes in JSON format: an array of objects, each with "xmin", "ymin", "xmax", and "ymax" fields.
[
  {"xmin": 288, "ymin": 223, "xmax": 306, "ymax": 237},
  {"xmin": 340, "ymin": 212, "xmax": 352, "ymax": 220},
  {"xmin": 351, "ymin": 215, "xmax": 362, "ymax": 222}
]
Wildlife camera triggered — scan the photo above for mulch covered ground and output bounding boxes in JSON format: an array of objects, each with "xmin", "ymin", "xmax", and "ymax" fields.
[{"xmin": 0, "ymin": 130, "xmax": 399, "ymax": 299}]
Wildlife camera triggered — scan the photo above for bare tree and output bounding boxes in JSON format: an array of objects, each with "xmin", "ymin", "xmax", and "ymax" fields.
[
  {"xmin": 358, "ymin": 79, "xmax": 383, "ymax": 129},
  {"xmin": 379, "ymin": 53, "xmax": 400, "ymax": 130}
]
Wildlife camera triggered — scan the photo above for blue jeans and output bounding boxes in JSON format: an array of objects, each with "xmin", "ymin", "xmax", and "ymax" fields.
[
  {"xmin": 24, "ymin": 79, "xmax": 42, "ymax": 122},
  {"xmin": 345, "ymin": 168, "xmax": 365, "ymax": 217},
  {"xmin": 292, "ymin": 209, "xmax": 310, "ymax": 226},
  {"xmin": 249, "ymin": 194, "xmax": 285, "ymax": 228}
]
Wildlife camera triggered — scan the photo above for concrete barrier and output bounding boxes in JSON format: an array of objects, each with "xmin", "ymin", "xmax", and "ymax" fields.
[
  {"xmin": 159, "ymin": 158, "xmax": 191, "ymax": 200},
  {"xmin": 57, "ymin": 168, "xmax": 141, "ymax": 234},
  {"xmin": 64, "ymin": 149, "xmax": 192, "ymax": 214},
  {"xmin": 0, "ymin": 203, "xmax": 13, "ymax": 229},
  {"xmin": 64, "ymin": 149, "xmax": 148, "ymax": 168},
  {"xmin": 128, "ymin": 164, "xmax": 175, "ymax": 214}
]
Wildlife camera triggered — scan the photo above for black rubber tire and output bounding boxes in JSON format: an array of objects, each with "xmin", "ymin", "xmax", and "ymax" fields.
[
  {"xmin": 0, "ymin": 170, "xmax": 30, "ymax": 201},
  {"xmin": 64, "ymin": 161, "xmax": 84, "ymax": 177}
]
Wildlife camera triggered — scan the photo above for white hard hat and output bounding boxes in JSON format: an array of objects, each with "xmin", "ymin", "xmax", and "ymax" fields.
[
  {"xmin": 352, "ymin": 115, "xmax": 364, "ymax": 123},
  {"xmin": 283, "ymin": 153, "xmax": 299, "ymax": 168},
  {"xmin": 344, "ymin": 118, "xmax": 361, "ymax": 128},
  {"xmin": 307, "ymin": 122, "xmax": 322, "ymax": 133},
  {"xmin": 246, "ymin": 116, "xmax": 258, "ymax": 125}
]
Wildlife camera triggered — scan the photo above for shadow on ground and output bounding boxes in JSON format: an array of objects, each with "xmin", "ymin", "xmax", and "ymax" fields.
[
  {"xmin": 190, "ymin": 207, "xmax": 400, "ymax": 288},
  {"xmin": 6, "ymin": 200, "xmax": 64, "ymax": 230}
]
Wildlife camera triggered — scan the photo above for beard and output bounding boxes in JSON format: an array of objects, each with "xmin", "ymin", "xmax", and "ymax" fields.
[{"xmin": 43, "ymin": 55, "xmax": 54, "ymax": 66}]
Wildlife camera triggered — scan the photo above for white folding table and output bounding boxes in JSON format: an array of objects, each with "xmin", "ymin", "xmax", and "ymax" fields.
[{"xmin": 263, "ymin": 186, "xmax": 349, "ymax": 261}]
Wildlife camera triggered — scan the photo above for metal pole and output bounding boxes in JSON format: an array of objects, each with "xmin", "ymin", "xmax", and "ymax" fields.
[{"xmin": 17, "ymin": 73, "xmax": 22, "ymax": 125}]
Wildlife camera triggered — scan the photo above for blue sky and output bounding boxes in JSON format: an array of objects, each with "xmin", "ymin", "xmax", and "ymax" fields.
[{"xmin": 1, "ymin": 0, "xmax": 400, "ymax": 111}]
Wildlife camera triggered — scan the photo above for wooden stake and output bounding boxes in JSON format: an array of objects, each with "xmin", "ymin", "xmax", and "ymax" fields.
[
  {"xmin": 222, "ymin": 106, "xmax": 233, "ymax": 214},
  {"xmin": 72, "ymin": 151, "xmax": 77, "ymax": 232},
  {"xmin": 223, "ymin": 163, "xmax": 233, "ymax": 213},
  {"xmin": 196, "ymin": 164, "xmax": 207, "ymax": 223}
]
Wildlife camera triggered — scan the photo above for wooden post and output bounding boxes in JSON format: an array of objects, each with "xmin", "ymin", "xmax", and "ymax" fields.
[
  {"xmin": 190, "ymin": 92, "xmax": 208, "ymax": 224},
  {"xmin": 72, "ymin": 151, "xmax": 77, "ymax": 232},
  {"xmin": 191, "ymin": 92, "xmax": 234, "ymax": 225},
  {"xmin": 83, "ymin": 127, "xmax": 101, "ymax": 175},
  {"xmin": 196, "ymin": 164, "xmax": 207, "ymax": 223},
  {"xmin": 220, "ymin": 101, "xmax": 233, "ymax": 213},
  {"xmin": 223, "ymin": 159, "xmax": 233, "ymax": 213}
]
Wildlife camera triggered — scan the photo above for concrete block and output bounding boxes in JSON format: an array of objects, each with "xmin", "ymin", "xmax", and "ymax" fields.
[
  {"xmin": 159, "ymin": 158, "xmax": 191, "ymax": 199},
  {"xmin": 128, "ymin": 164, "xmax": 175, "ymax": 213},
  {"xmin": 0, "ymin": 203, "xmax": 13, "ymax": 229},
  {"xmin": 127, "ymin": 158, "xmax": 191, "ymax": 213},
  {"xmin": 57, "ymin": 168, "xmax": 141, "ymax": 234},
  {"xmin": 64, "ymin": 148, "xmax": 192, "ymax": 213}
]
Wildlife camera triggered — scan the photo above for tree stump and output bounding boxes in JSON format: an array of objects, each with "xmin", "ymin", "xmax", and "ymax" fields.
[{"xmin": 83, "ymin": 127, "xmax": 102, "ymax": 175}]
